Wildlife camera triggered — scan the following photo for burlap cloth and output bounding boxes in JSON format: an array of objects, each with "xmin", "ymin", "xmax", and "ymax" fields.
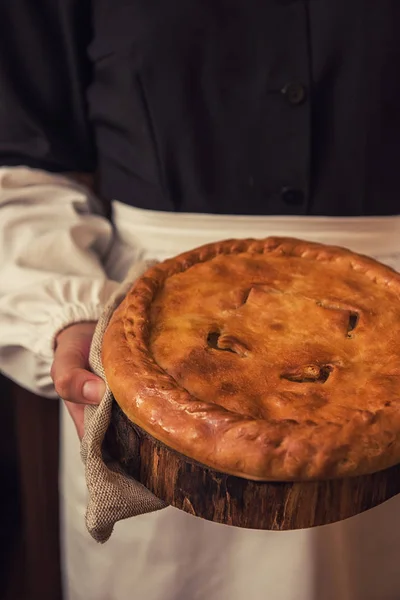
[{"xmin": 81, "ymin": 261, "xmax": 167, "ymax": 544}]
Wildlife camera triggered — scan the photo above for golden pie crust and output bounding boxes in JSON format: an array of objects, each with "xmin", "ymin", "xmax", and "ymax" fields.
[{"xmin": 103, "ymin": 237, "xmax": 400, "ymax": 481}]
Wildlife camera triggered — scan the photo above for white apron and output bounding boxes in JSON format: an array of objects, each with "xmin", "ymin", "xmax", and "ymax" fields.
[{"xmin": 60, "ymin": 205, "xmax": 400, "ymax": 600}]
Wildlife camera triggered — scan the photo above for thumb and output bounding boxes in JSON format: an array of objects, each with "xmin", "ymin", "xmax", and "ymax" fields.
[{"xmin": 51, "ymin": 322, "xmax": 105, "ymax": 405}]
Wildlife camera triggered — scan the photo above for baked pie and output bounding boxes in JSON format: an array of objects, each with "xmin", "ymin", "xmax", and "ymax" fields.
[{"xmin": 103, "ymin": 237, "xmax": 400, "ymax": 481}]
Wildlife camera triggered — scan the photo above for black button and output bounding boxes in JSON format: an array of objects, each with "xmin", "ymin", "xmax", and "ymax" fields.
[
  {"xmin": 281, "ymin": 82, "xmax": 307, "ymax": 106},
  {"xmin": 281, "ymin": 187, "xmax": 305, "ymax": 206}
]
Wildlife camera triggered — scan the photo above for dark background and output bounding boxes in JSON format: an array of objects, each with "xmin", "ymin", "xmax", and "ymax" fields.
[{"xmin": 0, "ymin": 375, "xmax": 62, "ymax": 600}]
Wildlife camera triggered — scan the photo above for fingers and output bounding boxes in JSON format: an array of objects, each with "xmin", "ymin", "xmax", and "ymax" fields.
[
  {"xmin": 52, "ymin": 365, "xmax": 105, "ymax": 405},
  {"xmin": 51, "ymin": 322, "xmax": 105, "ymax": 405},
  {"xmin": 64, "ymin": 400, "xmax": 86, "ymax": 439}
]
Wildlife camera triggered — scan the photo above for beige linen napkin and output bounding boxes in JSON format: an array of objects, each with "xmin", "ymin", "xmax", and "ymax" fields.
[{"xmin": 81, "ymin": 261, "xmax": 167, "ymax": 543}]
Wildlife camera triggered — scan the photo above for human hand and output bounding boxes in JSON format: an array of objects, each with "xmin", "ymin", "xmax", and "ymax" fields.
[{"xmin": 51, "ymin": 322, "xmax": 105, "ymax": 439}]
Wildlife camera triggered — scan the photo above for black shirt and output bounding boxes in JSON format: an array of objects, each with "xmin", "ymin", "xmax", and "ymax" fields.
[{"xmin": 1, "ymin": 0, "xmax": 400, "ymax": 216}]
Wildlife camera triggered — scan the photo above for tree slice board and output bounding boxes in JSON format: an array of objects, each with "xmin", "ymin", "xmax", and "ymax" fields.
[{"xmin": 106, "ymin": 403, "xmax": 400, "ymax": 530}]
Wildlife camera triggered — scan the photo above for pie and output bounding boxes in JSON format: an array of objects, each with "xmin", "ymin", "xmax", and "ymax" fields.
[{"xmin": 102, "ymin": 237, "xmax": 400, "ymax": 481}]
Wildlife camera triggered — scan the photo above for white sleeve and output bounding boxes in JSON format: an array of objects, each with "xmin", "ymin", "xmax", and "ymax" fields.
[{"xmin": 0, "ymin": 166, "xmax": 119, "ymax": 398}]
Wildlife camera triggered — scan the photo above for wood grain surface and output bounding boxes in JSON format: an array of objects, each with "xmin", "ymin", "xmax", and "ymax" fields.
[{"xmin": 108, "ymin": 404, "xmax": 400, "ymax": 530}]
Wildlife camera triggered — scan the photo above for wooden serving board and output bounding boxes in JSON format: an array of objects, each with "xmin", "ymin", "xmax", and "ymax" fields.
[{"xmin": 106, "ymin": 404, "xmax": 400, "ymax": 530}]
